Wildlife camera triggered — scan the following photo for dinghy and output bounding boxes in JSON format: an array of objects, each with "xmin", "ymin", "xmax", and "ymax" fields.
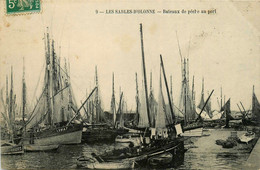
[
  {"xmin": 1, "ymin": 142, "xmax": 24, "ymax": 155},
  {"xmin": 77, "ymin": 156, "xmax": 135, "ymax": 169},
  {"xmin": 239, "ymin": 131, "xmax": 255, "ymax": 144},
  {"xmin": 24, "ymin": 144, "xmax": 60, "ymax": 152},
  {"xmin": 181, "ymin": 127, "xmax": 203, "ymax": 137}
]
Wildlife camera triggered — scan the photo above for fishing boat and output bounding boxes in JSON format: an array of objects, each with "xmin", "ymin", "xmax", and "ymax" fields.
[
  {"xmin": 175, "ymin": 42, "xmax": 213, "ymax": 136},
  {"xmin": 24, "ymin": 144, "xmax": 59, "ymax": 152},
  {"xmin": 21, "ymin": 28, "xmax": 83, "ymax": 146},
  {"xmin": 0, "ymin": 68, "xmax": 24, "ymax": 155},
  {"xmin": 89, "ymin": 137, "xmax": 184, "ymax": 168},
  {"xmin": 82, "ymin": 124, "xmax": 119, "ymax": 143},
  {"xmin": 239, "ymin": 86, "xmax": 260, "ymax": 126},
  {"xmin": 78, "ymin": 24, "xmax": 185, "ymax": 169},
  {"xmin": 81, "ymin": 71, "xmax": 128, "ymax": 143},
  {"xmin": 1, "ymin": 142, "xmax": 24, "ymax": 155},
  {"xmin": 239, "ymin": 131, "xmax": 255, "ymax": 144}
]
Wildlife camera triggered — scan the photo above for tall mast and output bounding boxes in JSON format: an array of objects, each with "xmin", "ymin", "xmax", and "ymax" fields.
[
  {"xmin": 220, "ymin": 86, "xmax": 223, "ymax": 109},
  {"xmin": 160, "ymin": 54, "xmax": 175, "ymax": 123},
  {"xmin": 6, "ymin": 75, "xmax": 8, "ymax": 110},
  {"xmin": 170, "ymin": 75, "xmax": 173, "ymax": 104},
  {"xmin": 135, "ymin": 72, "xmax": 139, "ymax": 114},
  {"xmin": 45, "ymin": 28, "xmax": 52, "ymax": 126},
  {"xmin": 191, "ymin": 75, "xmax": 195, "ymax": 115},
  {"xmin": 95, "ymin": 66, "xmax": 100, "ymax": 123},
  {"xmin": 8, "ymin": 66, "xmax": 14, "ymax": 142},
  {"xmin": 252, "ymin": 85, "xmax": 255, "ymax": 108},
  {"xmin": 50, "ymin": 39, "xmax": 56, "ymax": 125},
  {"xmin": 119, "ymin": 92, "xmax": 124, "ymax": 127},
  {"xmin": 183, "ymin": 59, "xmax": 187, "ymax": 125},
  {"xmin": 187, "ymin": 58, "xmax": 190, "ymax": 93},
  {"xmin": 150, "ymin": 72, "xmax": 153, "ymax": 95},
  {"xmin": 139, "ymin": 23, "xmax": 151, "ymax": 127},
  {"xmin": 10, "ymin": 66, "xmax": 14, "ymax": 120},
  {"xmin": 192, "ymin": 75, "xmax": 194, "ymax": 101},
  {"xmin": 22, "ymin": 57, "xmax": 26, "ymax": 127},
  {"xmin": 135, "ymin": 72, "xmax": 140, "ymax": 126},
  {"xmin": 202, "ymin": 77, "xmax": 204, "ymax": 99},
  {"xmin": 111, "ymin": 72, "xmax": 116, "ymax": 125}
]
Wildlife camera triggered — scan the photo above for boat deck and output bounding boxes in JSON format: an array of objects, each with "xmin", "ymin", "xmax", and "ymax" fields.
[{"xmin": 244, "ymin": 138, "xmax": 260, "ymax": 169}]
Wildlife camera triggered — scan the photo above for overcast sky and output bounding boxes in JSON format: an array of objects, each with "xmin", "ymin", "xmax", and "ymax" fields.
[{"xmin": 0, "ymin": 0, "xmax": 259, "ymax": 112}]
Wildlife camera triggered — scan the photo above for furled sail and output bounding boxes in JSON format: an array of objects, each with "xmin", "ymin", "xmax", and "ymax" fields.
[
  {"xmin": 252, "ymin": 89, "xmax": 260, "ymax": 123},
  {"xmin": 26, "ymin": 88, "xmax": 47, "ymax": 129},
  {"xmin": 179, "ymin": 58, "xmax": 196, "ymax": 123},
  {"xmin": 138, "ymin": 81, "xmax": 149, "ymax": 127},
  {"xmin": 220, "ymin": 99, "xmax": 231, "ymax": 122},
  {"xmin": 197, "ymin": 78, "xmax": 212, "ymax": 118},
  {"xmin": 155, "ymin": 73, "xmax": 166, "ymax": 128},
  {"xmin": 25, "ymin": 30, "xmax": 77, "ymax": 130}
]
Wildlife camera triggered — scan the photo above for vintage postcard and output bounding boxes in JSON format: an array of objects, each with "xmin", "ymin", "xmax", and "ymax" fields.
[{"xmin": 0, "ymin": 0, "xmax": 259, "ymax": 169}]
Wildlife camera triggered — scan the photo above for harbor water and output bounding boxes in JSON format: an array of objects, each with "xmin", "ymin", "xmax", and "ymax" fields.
[{"xmin": 1, "ymin": 129, "xmax": 253, "ymax": 169}]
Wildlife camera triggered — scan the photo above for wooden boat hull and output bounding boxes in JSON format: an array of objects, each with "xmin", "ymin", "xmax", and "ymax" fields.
[
  {"xmin": 99, "ymin": 139, "xmax": 185, "ymax": 168},
  {"xmin": 23, "ymin": 124, "xmax": 82, "ymax": 145},
  {"xmin": 239, "ymin": 133, "xmax": 255, "ymax": 144},
  {"xmin": 24, "ymin": 144, "xmax": 59, "ymax": 152},
  {"xmin": 148, "ymin": 152, "xmax": 173, "ymax": 167},
  {"xmin": 82, "ymin": 128, "xmax": 128, "ymax": 143},
  {"xmin": 115, "ymin": 136, "xmax": 141, "ymax": 146},
  {"xmin": 182, "ymin": 127, "xmax": 203, "ymax": 137},
  {"xmin": 1, "ymin": 145, "xmax": 24, "ymax": 155},
  {"xmin": 77, "ymin": 157, "xmax": 135, "ymax": 169}
]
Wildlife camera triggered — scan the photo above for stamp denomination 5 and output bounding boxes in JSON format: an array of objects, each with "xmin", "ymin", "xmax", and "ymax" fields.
[{"xmin": 6, "ymin": 0, "xmax": 41, "ymax": 14}]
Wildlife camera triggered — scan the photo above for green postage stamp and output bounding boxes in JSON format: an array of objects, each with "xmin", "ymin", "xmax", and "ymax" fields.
[{"xmin": 6, "ymin": 0, "xmax": 41, "ymax": 14}]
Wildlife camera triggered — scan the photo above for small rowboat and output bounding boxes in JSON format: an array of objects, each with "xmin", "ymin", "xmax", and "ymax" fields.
[
  {"xmin": 24, "ymin": 144, "xmax": 60, "ymax": 152},
  {"xmin": 181, "ymin": 127, "xmax": 203, "ymax": 137},
  {"xmin": 239, "ymin": 131, "xmax": 255, "ymax": 144},
  {"xmin": 77, "ymin": 156, "xmax": 135, "ymax": 169},
  {"xmin": 1, "ymin": 142, "xmax": 24, "ymax": 155}
]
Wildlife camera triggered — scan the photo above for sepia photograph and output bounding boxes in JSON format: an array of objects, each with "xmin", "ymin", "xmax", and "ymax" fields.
[{"xmin": 0, "ymin": 0, "xmax": 259, "ymax": 169}]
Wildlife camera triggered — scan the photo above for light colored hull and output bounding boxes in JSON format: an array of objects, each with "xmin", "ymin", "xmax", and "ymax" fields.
[
  {"xmin": 115, "ymin": 137, "xmax": 141, "ymax": 146},
  {"xmin": 182, "ymin": 128, "xmax": 203, "ymax": 137},
  {"xmin": 239, "ymin": 134, "xmax": 255, "ymax": 144},
  {"xmin": 81, "ymin": 161, "xmax": 135, "ymax": 169},
  {"xmin": 1, "ymin": 145, "xmax": 24, "ymax": 155},
  {"xmin": 24, "ymin": 130, "xmax": 82, "ymax": 145}
]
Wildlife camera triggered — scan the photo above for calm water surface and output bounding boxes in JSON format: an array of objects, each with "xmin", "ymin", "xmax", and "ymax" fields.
[{"xmin": 1, "ymin": 129, "xmax": 252, "ymax": 169}]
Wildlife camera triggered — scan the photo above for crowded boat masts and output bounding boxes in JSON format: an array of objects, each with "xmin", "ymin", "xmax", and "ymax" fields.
[{"xmin": 1, "ymin": 23, "xmax": 260, "ymax": 169}]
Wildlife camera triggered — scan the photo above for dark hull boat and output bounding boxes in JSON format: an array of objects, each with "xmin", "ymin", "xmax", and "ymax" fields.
[
  {"xmin": 101, "ymin": 139, "xmax": 184, "ymax": 167},
  {"xmin": 77, "ymin": 138, "xmax": 184, "ymax": 169},
  {"xmin": 82, "ymin": 125, "xmax": 128, "ymax": 143},
  {"xmin": 77, "ymin": 23, "xmax": 186, "ymax": 169},
  {"xmin": 241, "ymin": 86, "xmax": 260, "ymax": 126},
  {"xmin": 148, "ymin": 152, "xmax": 173, "ymax": 168},
  {"xmin": 81, "ymin": 68, "xmax": 129, "ymax": 143}
]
